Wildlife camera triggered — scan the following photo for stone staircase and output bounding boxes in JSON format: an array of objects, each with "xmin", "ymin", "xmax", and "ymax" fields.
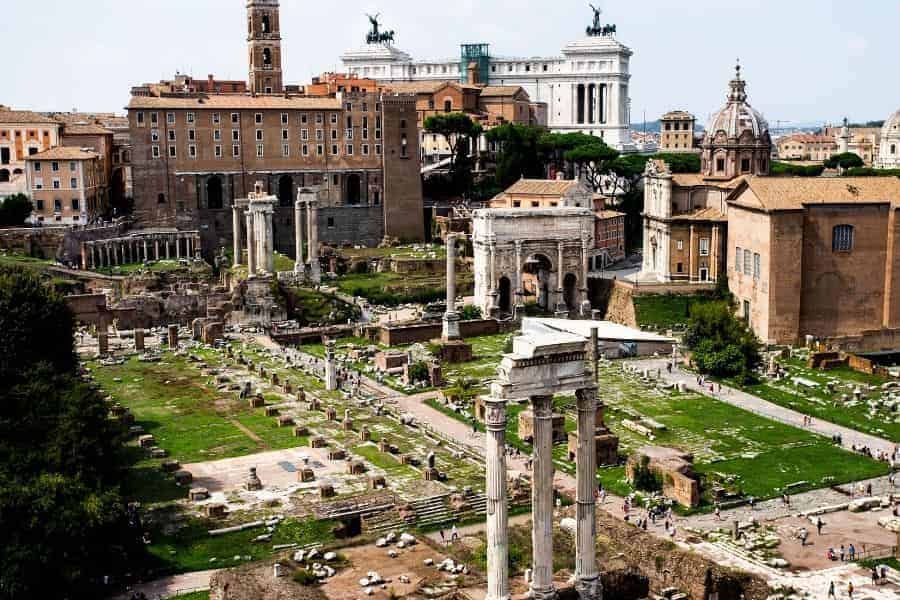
[
  {"xmin": 361, "ymin": 507, "xmax": 406, "ymax": 534},
  {"xmin": 408, "ymin": 494, "xmax": 454, "ymax": 529},
  {"xmin": 709, "ymin": 537, "xmax": 780, "ymax": 572}
]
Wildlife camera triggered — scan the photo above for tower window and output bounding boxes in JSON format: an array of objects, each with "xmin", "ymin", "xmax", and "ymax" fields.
[
  {"xmin": 263, "ymin": 48, "xmax": 272, "ymax": 66},
  {"xmin": 832, "ymin": 225, "xmax": 854, "ymax": 252},
  {"xmin": 262, "ymin": 14, "xmax": 271, "ymax": 33}
]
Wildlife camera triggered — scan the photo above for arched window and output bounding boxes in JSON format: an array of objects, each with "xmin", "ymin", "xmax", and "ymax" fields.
[
  {"xmin": 261, "ymin": 14, "xmax": 270, "ymax": 33},
  {"xmin": 832, "ymin": 224, "xmax": 854, "ymax": 252},
  {"xmin": 443, "ymin": 99, "xmax": 452, "ymax": 113},
  {"xmin": 263, "ymin": 48, "xmax": 272, "ymax": 66}
]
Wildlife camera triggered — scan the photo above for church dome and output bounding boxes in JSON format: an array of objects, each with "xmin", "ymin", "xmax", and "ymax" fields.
[
  {"xmin": 704, "ymin": 64, "xmax": 769, "ymax": 142},
  {"xmin": 881, "ymin": 109, "xmax": 900, "ymax": 139},
  {"xmin": 877, "ymin": 109, "xmax": 900, "ymax": 168}
]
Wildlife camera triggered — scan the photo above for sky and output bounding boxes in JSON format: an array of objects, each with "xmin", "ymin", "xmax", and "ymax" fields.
[{"xmin": 5, "ymin": 0, "xmax": 898, "ymax": 126}]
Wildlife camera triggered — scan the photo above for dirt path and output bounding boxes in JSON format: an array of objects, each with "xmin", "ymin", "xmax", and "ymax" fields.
[{"xmin": 113, "ymin": 569, "xmax": 217, "ymax": 600}]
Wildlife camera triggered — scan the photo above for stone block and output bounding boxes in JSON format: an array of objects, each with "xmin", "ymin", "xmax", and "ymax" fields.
[
  {"xmin": 325, "ymin": 407, "xmax": 337, "ymax": 421},
  {"xmin": 265, "ymin": 406, "xmax": 279, "ymax": 417},
  {"xmin": 149, "ymin": 447, "xmax": 167, "ymax": 459},
  {"xmin": 293, "ymin": 425, "xmax": 310, "ymax": 438},
  {"xmin": 189, "ymin": 487, "xmax": 209, "ymax": 501},
  {"xmin": 138, "ymin": 434, "xmax": 156, "ymax": 448},
  {"xmin": 277, "ymin": 415, "xmax": 294, "ymax": 427},
  {"xmin": 161, "ymin": 459, "xmax": 181, "ymax": 473},
  {"xmin": 328, "ymin": 449, "xmax": 347, "ymax": 461},
  {"xmin": 368, "ymin": 475, "xmax": 387, "ymax": 490},
  {"xmin": 310, "ymin": 436, "xmax": 326, "ymax": 448},
  {"xmin": 319, "ymin": 483, "xmax": 335, "ymax": 499},
  {"xmin": 423, "ymin": 468, "xmax": 440, "ymax": 481},
  {"xmin": 347, "ymin": 461, "xmax": 366, "ymax": 475},
  {"xmin": 567, "ymin": 431, "xmax": 620, "ymax": 467},
  {"xmin": 378, "ymin": 440, "xmax": 391, "ymax": 453},
  {"xmin": 342, "ymin": 418, "xmax": 354, "ymax": 431},
  {"xmin": 204, "ymin": 503, "xmax": 227, "ymax": 518},
  {"xmin": 299, "ymin": 468, "xmax": 316, "ymax": 482},
  {"xmin": 359, "ymin": 427, "xmax": 371, "ymax": 441},
  {"xmin": 435, "ymin": 339, "xmax": 473, "ymax": 364},
  {"xmin": 134, "ymin": 329, "xmax": 145, "ymax": 351},
  {"xmin": 517, "ymin": 410, "xmax": 567, "ymax": 445},
  {"xmin": 248, "ymin": 396, "xmax": 265, "ymax": 408},
  {"xmin": 174, "ymin": 470, "xmax": 193, "ymax": 485}
]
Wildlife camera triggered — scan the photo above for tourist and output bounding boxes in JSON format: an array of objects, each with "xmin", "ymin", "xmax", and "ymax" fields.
[
  {"xmin": 827, "ymin": 580, "xmax": 835, "ymax": 598},
  {"xmin": 438, "ymin": 529, "xmax": 446, "ymax": 545},
  {"xmin": 847, "ymin": 581, "xmax": 854, "ymax": 600},
  {"xmin": 450, "ymin": 525, "xmax": 459, "ymax": 542},
  {"xmin": 798, "ymin": 527, "xmax": 808, "ymax": 546},
  {"xmin": 827, "ymin": 548, "xmax": 836, "ymax": 561},
  {"xmin": 848, "ymin": 543, "xmax": 856, "ymax": 560},
  {"xmin": 840, "ymin": 545, "xmax": 845, "ymax": 561},
  {"xmin": 817, "ymin": 517, "xmax": 824, "ymax": 535},
  {"xmin": 871, "ymin": 566, "xmax": 878, "ymax": 585},
  {"xmin": 714, "ymin": 505, "xmax": 721, "ymax": 521}
]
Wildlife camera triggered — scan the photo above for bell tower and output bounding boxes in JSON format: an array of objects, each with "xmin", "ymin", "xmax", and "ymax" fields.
[{"xmin": 247, "ymin": 0, "xmax": 283, "ymax": 94}]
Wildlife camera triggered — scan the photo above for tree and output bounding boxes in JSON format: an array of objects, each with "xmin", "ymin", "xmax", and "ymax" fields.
[
  {"xmin": 824, "ymin": 152, "xmax": 864, "ymax": 170},
  {"xmin": 538, "ymin": 132, "xmax": 598, "ymax": 176},
  {"xmin": 0, "ymin": 194, "xmax": 33, "ymax": 226},
  {"xmin": 484, "ymin": 123, "xmax": 545, "ymax": 189},
  {"xmin": 0, "ymin": 267, "xmax": 139, "ymax": 599},
  {"xmin": 423, "ymin": 113, "xmax": 482, "ymax": 195},
  {"xmin": 684, "ymin": 300, "xmax": 762, "ymax": 383},
  {"xmin": 563, "ymin": 140, "xmax": 620, "ymax": 191}
]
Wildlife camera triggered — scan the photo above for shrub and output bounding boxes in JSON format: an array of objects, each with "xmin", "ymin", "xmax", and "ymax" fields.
[
  {"xmin": 771, "ymin": 162, "xmax": 824, "ymax": 177},
  {"xmin": 824, "ymin": 152, "xmax": 864, "ymax": 170},
  {"xmin": 407, "ymin": 361, "xmax": 430, "ymax": 384},
  {"xmin": 458, "ymin": 304, "xmax": 482, "ymax": 321},
  {"xmin": 844, "ymin": 167, "xmax": 900, "ymax": 177},
  {"xmin": 292, "ymin": 568, "xmax": 318, "ymax": 585},
  {"xmin": 631, "ymin": 455, "xmax": 662, "ymax": 492},
  {"xmin": 684, "ymin": 300, "xmax": 761, "ymax": 382}
]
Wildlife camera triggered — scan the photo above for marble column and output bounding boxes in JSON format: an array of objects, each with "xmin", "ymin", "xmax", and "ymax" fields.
[
  {"xmin": 246, "ymin": 212, "xmax": 257, "ymax": 276},
  {"xmin": 142, "ymin": 240, "xmax": 148, "ymax": 262},
  {"xmin": 555, "ymin": 242, "xmax": 568, "ymax": 315},
  {"xmin": 530, "ymin": 394, "xmax": 556, "ymax": 600},
  {"xmin": 186, "ymin": 236, "xmax": 193, "ymax": 259},
  {"xmin": 514, "ymin": 240, "xmax": 524, "ymax": 315},
  {"xmin": 232, "ymin": 205, "xmax": 243, "ymax": 266},
  {"xmin": 575, "ymin": 387, "xmax": 601, "ymax": 600},
  {"xmin": 154, "ymin": 239, "xmax": 160, "ymax": 261},
  {"xmin": 324, "ymin": 340, "xmax": 337, "ymax": 391},
  {"xmin": 89, "ymin": 245, "xmax": 95, "ymax": 269},
  {"xmin": 442, "ymin": 233, "xmax": 461, "ymax": 340},
  {"xmin": 176, "ymin": 236, "xmax": 182, "ymax": 259},
  {"xmin": 165, "ymin": 238, "xmax": 171, "ymax": 260},
  {"xmin": 265, "ymin": 210, "xmax": 275, "ymax": 274},
  {"xmin": 307, "ymin": 198, "xmax": 321, "ymax": 284},
  {"xmin": 485, "ymin": 395, "xmax": 510, "ymax": 600},
  {"xmin": 580, "ymin": 236, "xmax": 592, "ymax": 317},
  {"xmin": 294, "ymin": 197, "xmax": 305, "ymax": 273}
]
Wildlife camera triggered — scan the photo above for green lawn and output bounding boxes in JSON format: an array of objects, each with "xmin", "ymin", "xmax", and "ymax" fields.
[
  {"xmin": 632, "ymin": 294, "xmax": 707, "ymax": 329},
  {"xmin": 334, "ymin": 270, "xmax": 473, "ymax": 306},
  {"xmin": 147, "ymin": 516, "xmax": 335, "ymax": 574},
  {"xmin": 165, "ymin": 592, "xmax": 209, "ymax": 600},
  {"xmin": 0, "ymin": 253, "xmax": 53, "ymax": 271},
  {"xmin": 93, "ymin": 259, "xmax": 212, "ymax": 277},
  {"xmin": 744, "ymin": 357, "xmax": 900, "ymax": 442}
]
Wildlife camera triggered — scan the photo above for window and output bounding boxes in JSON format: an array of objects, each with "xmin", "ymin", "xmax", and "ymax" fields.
[
  {"xmin": 33, "ymin": 162, "xmax": 41, "ymax": 172},
  {"xmin": 186, "ymin": 112, "xmax": 195, "ymax": 124},
  {"xmin": 256, "ymin": 144, "xmax": 264, "ymax": 158},
  {"xmin": 316, "ymin": 113, "xmax": 323, "ymax": 124},
  {"xmin": 444, "ymin": 100, "xmax": 452, "ymax": 113},
  {"xmin": 428, "ymin": 99, "xmax": 435, "ymax": 110},
  {"xmin": 735, "ymin": 246, "xmax": 742, "ymax": 272},
  {"xmin": 316, "ymin": 145, "xmax": 324, "ymax": 156},
  {"xmin": 157, "ymin": 193, "xmax": 166, "ymax": 204},
  {"xmin": 188, "ymin": 129, "xmax": 196, "ymax": 141},
  {"xmin": 331, "ymin": 144, "xmax": 339, "ymax": 156},
  {"xmin": 189, "ymin": 145, "xmax": 197, "ymax": 158},
  {"xmin": 35, "ymin": 199, "xmax": 44, "ymax": 210},
  {"xmin": 255, "ymin": 113, "xmax": 263, "ymax": 124},
  {"xmin": 301, "ymin": 114, "xmax": 308, "ymax": 125},
  {"xmin": 213, "ymin": 113, "xmax": 221, "ymax": 124},
  {"xmin": 70, "ymin": 177, "xmax": 77, "ymax": 188},
  {"xmin": 281, "ymin": 113, "xmax": 288, "ymax": 125},
  {"xmin": 255, "ymin": 130, "xmax": 264, "ymax": 141},
  {"xmin": 676, "ymin": 239, "xmax": 683, "ymax": 251},
  {"xmin": 281, "ymin": 129, "xmax": 289, "ymax": 141},
  {"xmin": 743, "ymin": 249, "xmax": 751, "ymax": 275},
  {"xmin": 215, "ymin": 145, "xmax": 222, "ymax": 158},
  {"xmin": 167, "ymin": 113, "xmax": 175, "ymax": 125},
  {"xmin": 169, "ymin": 145, "xmax": 176, "ymax": 158},
  {"xmin": 233, "ymin": 145, "xmax": 240, "ymax": 157},
  {"xmin": 676, "ymin": 262, "xmax": 683, "ymax": 273},
  {"xmin": 327, "ymin": 217, "xmax": 335, "ymax": 228},
  {"xmin": 331, "ymin": 129, "xmax": 338, "ymax": 141},
  {"xmin": 330, "ymin": 113, "xmax": 338, "ymax": 125},
  {"xmin": 316, "ymin": 129, "xmax": 324, "ymax": 141},
  {"xmin": 362, "ymin": 144, "xmax": 369, "ymax": 156},
  {"xmin": 52, "ymin": 178, "xmax": 60, "ymax": 189},
  {"xmin": 71, "ymin": 198, "xmax": 79, "ymax": 211},
  {"xmin": 699, "ymin": 238, "xmax": 709, "ymax": 256},
  {"xmin": 152, "ymin": 145, "xmax": 160, "ymax": 158},
  {"xmin": 168, "ymin": 130, "xmax": 176, "ymax": 142},
  {"xmin": 375, "ymin": 144, "xmax": 382, "ymax": 155},
  {"xmin": 282, "ymin": 144, "xmax": 290, "ymax": 157},
  {"xmin": 69, "ymin": 162, "xmax": 76, "ymax": 171},
  {"xmin": 54, "ymin": 198, "xmax": 62, "ymax": 212},
  {"xmin": 231, "ymin": 113, "xmax": 239, "ymax": 124},
  {"xmin": 214, "ymin": 129, "xmax": 221, "ymax": 141},
  {"xmin": 34, "ymin": 178, "xmax": 43, "ymax": 190},
  {"xmin": 301, "ymin": 129, "xmax": 309, "ymax": 141},
  {"xmin": 136, "ymin": 112, "xmax": 145, "ymax": 126},
  {"xmin": 302, "ymin": 144, "xmax": 309, "ymax": 156},
  {"xmin": 833, "ymin": 224, "xmax": 854, "ymax": 252},
  {"xmin": 740, "ymin": 158, "xmax": 750, "ymax": 173},
  {"xmin": 401, "ymin": 134, "xmax": 408, "ymax": 157},
  {"xmin": 51, "ymin": 162, "xmax": 59, "ymax": 172},
  {"xmin": 346, "ymin": 144, "xmax": 353, "ymax": 156},
  {"xmin": 151, "ymin": 112, "xmax": 159, "ymax": 125},
  {"xmin": 716, "ymin": 158, "xmax": 725, "ymax": 172},
  {"xmin": 753, "ymin": 253, "xmax": 761, "ymax": 280},
  {"xmin": 151, "ymin": 130, "xmax": 160, "ymax": 142},
  {"xmin": 232, "ymin": 130, "xmax": 240, "ymax": 141}
]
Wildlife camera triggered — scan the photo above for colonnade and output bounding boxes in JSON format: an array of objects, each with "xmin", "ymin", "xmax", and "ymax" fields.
[
  {"xmin": 293, "ymin": 188, "xmax": 321, "ymax": 284},
  {"xmin": 231, "ymin": 182, "xmax": 276, "ymax": 277},
  {"xmin": 82, "ymin": 231, "xmax": 201, "ymax": 270}
]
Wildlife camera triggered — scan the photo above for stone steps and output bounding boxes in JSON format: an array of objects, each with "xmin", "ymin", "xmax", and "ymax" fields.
[
  {"xmin": 409, "ymin": 494, "xmax": 454, "ymax": 528},
  {"xmin": 709, "ymin": 539, "xmax": 778, "ymax": 571}
]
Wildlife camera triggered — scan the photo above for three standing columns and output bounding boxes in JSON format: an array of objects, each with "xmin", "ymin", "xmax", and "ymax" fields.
[
  {"xmin": 484, "ymin": 396, "xmax": 510, "ymax": 600},
  {"xmin": 575, "ymin": 386, "xmax": 601, "ymax": 599},
  {"xmin": 530, "ymin": 395, "xmax": 556, "ymax": 600}
]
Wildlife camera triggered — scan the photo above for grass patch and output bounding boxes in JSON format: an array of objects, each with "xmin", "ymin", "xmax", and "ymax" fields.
[
  {"xmin": 147, "ymin": 516, "xmax": 335, "ymax": 574},
  {"xmin": 0, "ymin": 252, "xmax": 53, "ymax": 271},
  {"xmin": 165, "ymin": 592, "xmax": 209, "ymax": 600},
  {"xmin": 334, "ymin": 270, "xmax": 473, "ymax": 306},
  {"xmin": 633, "ymin": 294, "xmax": 706, "ymax": 329}
]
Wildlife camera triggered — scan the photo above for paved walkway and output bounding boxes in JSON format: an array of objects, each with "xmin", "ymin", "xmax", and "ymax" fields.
[
  {"xmin": 629, "ymin": 358, "xmax": 897, "ymax": 458},
  {"xmin": 114, "ymin": 569, "xmax": 216, "ymax": 600}
]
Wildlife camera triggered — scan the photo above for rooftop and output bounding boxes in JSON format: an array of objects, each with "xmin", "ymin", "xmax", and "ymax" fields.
[
  {"xmin": 26, "ymin": 147, "xmax": 99, "ymax": 160},
  {"xmin": 62, "ymin": 123, "xmax": 114, "ymax": 135},
  {"xmin": 730, "ymin": 176, "xmax": 900, "ymax": 212},
  {"xmin": 0, "ymin": 109, "xmax": 59, "ymax": 125},
  {"xmin": 127, "ymin": 95, "xmax": 343, "ymax": 111},
  {"xmin": 501, "ymin": 178, "xmax": 583, "ymax": 196}
]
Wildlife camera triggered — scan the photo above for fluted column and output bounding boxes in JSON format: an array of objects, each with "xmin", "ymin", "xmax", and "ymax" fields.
[
  {"xmin": 307, "ymin": 198, "xmax": 320, "ymax": 284},
  {"xmin": 175, "ymin": 236, "xmax": 182, "ymax": 259},
  {"xmin": 484, "ymin": 395, "xmax": 510, "ymax": 600},
  {"xmin": 442, "ymin": 233, "xmax": 461, "ymax": 340},
  {"xmin": 153, "ymin": 239, "xmax": 159, "ymax": 260},
  {"xmin": 232, "ymin": 205, "xmax": 242, "ymax": 266},
  {"xmin": 575, "ymin": 387, "xmax": 600, "ymax": 600},
  {"xmin": 264, "ymin": 210, "xmax": 275, "ymax": 274},
  {"xmin": 530, "ymin": 394, "xmax": 556, "ymax": 600},
  {"xmin": 165, "ymin": 238, "xmax": 171, "ymax": 259},
  {"xmin": 246, "ymin": 212, "xmax": 257, "ymax": 276}
]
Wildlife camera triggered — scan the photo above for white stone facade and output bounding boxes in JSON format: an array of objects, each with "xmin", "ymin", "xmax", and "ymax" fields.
[
  {"xmin": 341, "ymin": 34, "xmax": 634, "ymax": 151},
  {"xmin": 472, "ymin": 208, "xmax": 594, "ymax": 317},
  {"xmin": 877, "ymin": 109, "xmax": 900, "ymax": 169}
]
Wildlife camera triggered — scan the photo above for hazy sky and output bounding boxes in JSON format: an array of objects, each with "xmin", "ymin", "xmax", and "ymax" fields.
[{"xmin": 5, "ymin": 0, "xmax": 898, "ymax": 126}]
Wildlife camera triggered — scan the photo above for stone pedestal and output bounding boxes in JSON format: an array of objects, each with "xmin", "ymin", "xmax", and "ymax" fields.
[
  {"xmin": 134, "ymin": 329, "xmax": 145, "ymax": 351},
  {"xmin": 244, "ymin": 467, "xmax": 263, "ymax": 491},
  {"xmin": 167, "ymin": 324, "xmax": 179, "ymax": 349},
  {"xmin": 434, "ymin": 338, "xmax": 473, "ymax": 364},
  {"xmin": 98, "ymin": 332, "xmax": 109, "ymax": 356},
  {"xmin": 441, "ymin": 312, "xmax": 461, "ymax": 341}
]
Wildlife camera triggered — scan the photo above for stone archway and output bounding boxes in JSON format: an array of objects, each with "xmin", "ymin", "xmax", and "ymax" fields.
[
  {"xmin": 345, "ymin": 174, "xmax": 361, "ymax": 205},
  {"xmin": 278, "ymin": 175, "xmax": 293, "ymax": 207},
  {"xmin": 523, "ymin": 253, "xmax": 553, "ymax": 310},
  {"xmin": 498, "ymin": 276, "xmax": 511, "ymax": 314},
  {"xmin": 563, "ymin": 273, "xmax": 578, "ymax": 315},
  {"xmin": 206, "ymin": 175, "xmax": 224, "ymax": 209}
]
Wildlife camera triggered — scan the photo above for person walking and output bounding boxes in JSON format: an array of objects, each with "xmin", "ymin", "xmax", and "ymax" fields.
[
  {"xmin": 827, "ymin": 580, "xmax": 835, "ymax": 599},
  {"xmin": 840, "ymin": 545, "xmax": 845, "ymax": 562},
  {"xmin": 817, "ymin": 517, "xmax": 824, "ymax": 535},
  {"xmin": 847, "ymin": 581, "xmax": 854, "ymax": 600},
  {"xmin": 438, "ymin": 529, "xmax": 446, "ymax": 545},
  {"xmin": 450, "ymin": 524, "xmax": 459, "ymax": 543}
]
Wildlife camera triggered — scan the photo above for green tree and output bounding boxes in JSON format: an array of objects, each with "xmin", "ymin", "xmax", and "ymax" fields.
[
  {"xmin": 563, "ymin": 140, "xmax": 620, "ymax": 191},
  {"xmin": 423, "ymin": 113, "xmax": 482, "ymax": 195},
  {"xmin": 0, "ymin": 267, "xmax": 139, "ymax": 599},
  {"xmin": 824, "ymin": 152, "xmax": 864, "ymax": 170},
  {"xmin": 538, "ymin": 132, "xmax": 597, "ymax": 175},
  {"xmin": 0, "ymin": 194, "xmax": 34, "ymax": 226},
  {"xmin": 684, "ymin": 300, "xmax": 762, "ymax": 383},
  {"xmin": 484, "ymin": 123, "xmax": 545, "ymax": 188}
]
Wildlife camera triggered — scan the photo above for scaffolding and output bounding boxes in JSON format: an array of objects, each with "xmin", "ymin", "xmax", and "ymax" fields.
[{"xmin": 460, "ymin": 43, "xmax": 490, "ymax": 85}]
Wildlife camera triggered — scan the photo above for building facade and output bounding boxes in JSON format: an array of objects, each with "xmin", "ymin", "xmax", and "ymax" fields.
[
  {"xmin": 658, "ymin": 111, "xmax": 698, "ymax": 153},
  {"xmin": 340, "ymin": 10, "xmax": 634, "ymax": 151},
  {"xmin": 25, "ymin": 147, "xmax": 104, "ymax": 224},
  {"xmin": 0, "ymin": 107, "xmax": 62, "ymax": 197},
  {"xmin": 775, "ymin": 134, "xmax": 838, "ymax": 162},
  {"xmin": 877, "ymin": 109, "xmax": 900, "ymax": 169}
]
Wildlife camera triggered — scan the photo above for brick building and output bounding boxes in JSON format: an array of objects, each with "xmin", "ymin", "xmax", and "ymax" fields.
[
  {"xmin": 658, "ymin": 110, "xmax": 698, "ymax": 153},
  {"xmin": 0, "ymin": 107, "xmax": 62, "ymax": 197},
  {"xmin": 127, "ymin": 0, "xmax": 424, "ymax": 257},
  {"xmin": 25, "ymin": 147, "xmax": 104, "ymax": 224}
]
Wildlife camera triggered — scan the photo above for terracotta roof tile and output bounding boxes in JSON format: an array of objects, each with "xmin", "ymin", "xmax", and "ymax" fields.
[
  {"xmin": 671, "ymin": 207, "xmax": 727, "ymax": 222},
  {"xmin": 63, "ymin": 123, "xmax": 113, "ymax": 135},
  {"xmin": 25, "ymin": 147, "xmax": 99, "ymax": 160},
  {"xmin": 479, "ymin": 86, "xmax": 526, "ymax": 98},
  {"xmin": 0, "ymin": 109, "xmax": 59, "ymax": 125},
  {"xmin": 596, "ymin": 210, "xmax": 626, "ymax": 219},
  {"xmin": 731, "ymin": 176, "xmax": 900, "ymax": 211},
  {"xmin": 503, "ymin": 179, "xmax": 580, "ymax": 195}
]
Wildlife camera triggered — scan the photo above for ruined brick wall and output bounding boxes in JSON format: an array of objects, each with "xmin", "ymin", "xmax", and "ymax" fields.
[
  {"xmin": 589, "ymin": 279, "xmax": 637, "ymax": 327},
  {"xmin": 377, "ymin": 318, "xmax": 500, "ymax": 346}
]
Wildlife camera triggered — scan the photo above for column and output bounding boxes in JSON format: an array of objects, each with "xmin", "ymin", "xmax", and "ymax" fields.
[
  {"xmin": 487, "ymin": 241, "xmax": 498, "ymax": 315},
  {"xmin": 580, "ymin": 236, "xmax": 591, "ymax": 317},
  {"xmin": 176, "ymin": 236, "xmax": 182, "ymax": 259},
  {"xmin": 530, "ymin": 395, "xmax": 556, "ymax": 600},
  {"xmin": 186, "ymin": 236, "xmax": 192, "ymax": 259},
  {"xmin": 555, "ymin": 242, "xmax": 567, "ymax": 315},
  {"xmin": 711, "ymin": 225, "xmax": 720, "ymax": 282},
  {"xmin": 142, "ymin": 239, "xmax": 148, "ymax": 262},
  {"xmin": 154, "ymin": 239, "xmax": 159, "ymax": 261},
  {"xmin": 89, "ymin": 245, "xmax": 95, "ymax": 269},
  {"xmin": 307, "ymin": 198, "xmax": 321, "ymax": 283},
  {"xmin": 574, "ymin": 387, "xmax": 600, "ymax": 600},
  {"xmin": 232, "ymin": 205, "xmax": 243, "ymax": 266},
  {"xmin": 165, "ymin": 238, "xmax": 171, "ymax": 259},
  {"xmin": 324, "ymin": 340, "xmax": 337, "ymax": 391},
  {"xmin": 442, "ymin": 233, "xmax": 460, "ymax": 341},
  {"xmin": 484, "ymin": 396, "xmax": 510, "ymax": 600},
  {"xmin": 103, "ymin": 244, "xmax": 109, "ymax": 267},
  {"xmin": 265, "ymin": 210, "xmax": 275, "ymax": 274},
  {"xmin": 246, "ymin": 212, "xmax": 257, "ymax": 276},
  {"xmin": 514, "ymin": 241, "xmax": 524, "ymax": 315},
  {"xmin": 294, "ymin": 197, "xmax": 304, "ymax": 273}
]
